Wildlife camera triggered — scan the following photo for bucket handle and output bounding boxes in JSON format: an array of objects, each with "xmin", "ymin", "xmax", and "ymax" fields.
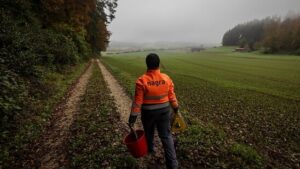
[{"xmin": 128, "ymin": 123, "xmax": 138, "ymax": 140}]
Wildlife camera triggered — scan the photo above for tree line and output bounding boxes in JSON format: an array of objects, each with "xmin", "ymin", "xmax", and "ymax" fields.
[
  {"xmin": 0, "ymin": 0, "xmax": 117, "ymax": 165},
  {"xmin": 222, "ymin": 15, "xmax": 300, "ymax": 54}
]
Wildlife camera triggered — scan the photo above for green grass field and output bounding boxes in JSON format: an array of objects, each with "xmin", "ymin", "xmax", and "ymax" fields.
[{"xmin": 102, "ymin": 47, "xmax": 300, "ymax": 168}]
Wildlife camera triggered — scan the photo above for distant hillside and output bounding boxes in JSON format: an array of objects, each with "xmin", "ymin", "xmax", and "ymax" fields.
[{"xmin": 108, "ymin": 41, "xmax": 219, "ymax": 50}]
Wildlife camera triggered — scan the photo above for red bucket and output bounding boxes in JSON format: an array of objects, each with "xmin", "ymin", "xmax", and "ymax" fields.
[{"xmin": 124, "ymin": 130, "xmax": 148, "ymax": 158}]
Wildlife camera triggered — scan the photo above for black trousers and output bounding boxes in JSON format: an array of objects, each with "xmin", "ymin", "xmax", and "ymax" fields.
[{"xmin": 141, "ymin": 107, "xmax": 178, "ymax": 169}]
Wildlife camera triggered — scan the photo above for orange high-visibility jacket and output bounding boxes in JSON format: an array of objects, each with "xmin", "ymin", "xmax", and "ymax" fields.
[{"xmin": 131, "ymin": 69, "xmax": 178, "ymax": 116}]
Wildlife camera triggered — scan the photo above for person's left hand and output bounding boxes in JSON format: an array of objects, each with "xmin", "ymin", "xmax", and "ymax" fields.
[{"xmin": 173, "ymin": 107, "xmax": 179, "ymax": 114}]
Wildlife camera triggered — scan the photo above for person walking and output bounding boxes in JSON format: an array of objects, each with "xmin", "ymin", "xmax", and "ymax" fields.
[{"xmin": 128, "ymin": 53, "xmax": 179, "ymax": 169}]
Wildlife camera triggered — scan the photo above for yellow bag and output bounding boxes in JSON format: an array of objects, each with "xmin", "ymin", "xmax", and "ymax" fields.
[{"xmin": 171, "ymin": 112, "xmax": 187, "ymax": 133}]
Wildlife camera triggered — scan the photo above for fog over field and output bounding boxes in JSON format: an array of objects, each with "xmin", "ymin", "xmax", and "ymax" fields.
[{"xmin": 109, "ymin": 0, "xmax": 300, "ymax": 47}]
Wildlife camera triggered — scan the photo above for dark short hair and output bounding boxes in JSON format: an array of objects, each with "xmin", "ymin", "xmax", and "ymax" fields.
[{"xmin": 146, "ymin": 53, "xmax": 160, "ymax": 69}]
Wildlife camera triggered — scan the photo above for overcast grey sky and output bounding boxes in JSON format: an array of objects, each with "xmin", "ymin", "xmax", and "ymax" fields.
[{"xmin": 108, "ymin": 0, "xmax": 300, "ymax": 44}]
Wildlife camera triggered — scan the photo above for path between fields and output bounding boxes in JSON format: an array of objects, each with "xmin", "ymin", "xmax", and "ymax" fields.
[
  {"xmin": 96, "ymin": 59, "xmax": 132, "ymax": 123},
  {"xmin": 96, "ymin": 59, "xmax": 165, "ymax": 168},
  {"xmin": 21, "ymin": 60, "xmax": 94, "ymax": 169}
]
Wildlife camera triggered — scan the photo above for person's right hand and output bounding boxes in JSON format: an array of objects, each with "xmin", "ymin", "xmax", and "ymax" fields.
[{"xmin": 128, "ymin": 115, "xmax": 137, "ymax": 127}]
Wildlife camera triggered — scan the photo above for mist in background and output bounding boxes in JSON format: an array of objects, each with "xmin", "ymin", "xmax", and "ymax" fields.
[{"xmin": 108, "ymin": 0, "xmax": 300, "ymax": 48}]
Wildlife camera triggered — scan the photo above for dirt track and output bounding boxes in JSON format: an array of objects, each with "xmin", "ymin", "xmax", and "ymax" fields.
[
  {"xmin": 19, "ymin": 59, "xmax": 164, "ymax": 168},
  {"xmin": 96, "ymin": 59, "xmax": 134, "ymax": 125}
]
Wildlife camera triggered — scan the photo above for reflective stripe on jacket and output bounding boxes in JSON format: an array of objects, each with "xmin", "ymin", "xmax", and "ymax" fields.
[{"xmin": 131, "ymin": 69, "xmax": 178, "ymax": 115}]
